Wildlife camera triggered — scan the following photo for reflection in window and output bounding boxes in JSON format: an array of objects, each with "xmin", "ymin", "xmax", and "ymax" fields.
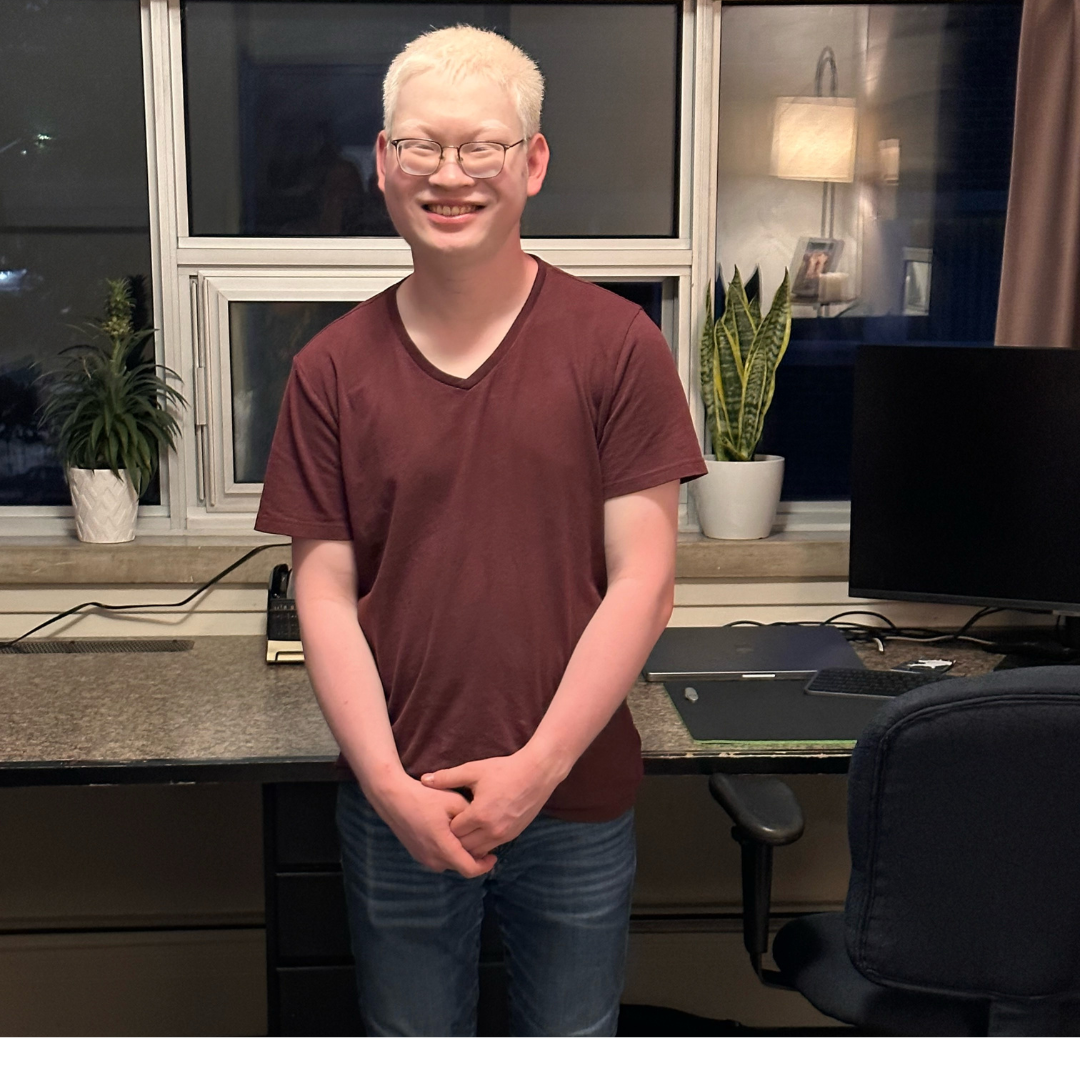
[
  {"xmin": 231, "ymin": 301, "xmax": 356, "ymax": 484},
  {"xmin": 0, "ymin": 0, "xmax": 153, "ymax": 506},
  {"xmin": 715, "ymin": 3, "xmax": 1021, "ymax": 499},
  {"xmin": 182, "ymin": 2, "xmax": 680, "ymax": 239},
  {"xmin": 591, "ymin": 281, "xmax": 665, "ymax": 333}
]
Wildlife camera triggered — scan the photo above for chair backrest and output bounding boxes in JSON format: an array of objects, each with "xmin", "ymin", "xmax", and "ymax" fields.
[{"xmin": 844, "ymin": 665, "xmax": 1080, "ymax": 1001}]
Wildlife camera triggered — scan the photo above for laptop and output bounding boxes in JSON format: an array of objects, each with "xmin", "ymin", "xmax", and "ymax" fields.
[{"xmin": 641, "ymin": 624, "xmax": 863, "ymax": 682}]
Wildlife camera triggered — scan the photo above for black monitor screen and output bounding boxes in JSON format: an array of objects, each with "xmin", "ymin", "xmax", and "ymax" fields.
[{"xmin": 849, "ymin": 345, "xmax": 1080, "ymax": 615}]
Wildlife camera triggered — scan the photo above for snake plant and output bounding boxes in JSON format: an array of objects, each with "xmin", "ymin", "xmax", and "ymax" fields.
[
  {"xmin": 38, "ymin": 278, "xmax": 186, "ymax": 497},
  {"xmin": 699, "ymin": 267, "xmax": 792, "ymax": 462}
]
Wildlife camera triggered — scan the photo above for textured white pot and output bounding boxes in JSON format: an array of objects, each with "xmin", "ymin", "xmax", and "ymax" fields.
[
  {"xmin": 692, "ymin": 455, "xmax": 785, "ymax": 540},
  {"xmin": 67, "ymin": 468, "xmax": 138, "ymax": 543}
]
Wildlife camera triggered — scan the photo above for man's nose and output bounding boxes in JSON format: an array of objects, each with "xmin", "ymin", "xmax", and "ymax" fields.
[{"xmin": 429, "ymin": 152, "xmax": 474, "ymax": 185}]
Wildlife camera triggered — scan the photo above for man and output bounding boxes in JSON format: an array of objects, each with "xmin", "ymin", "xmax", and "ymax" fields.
[{"xmin": 256, "ymin": 26, "xmax": 705, "ymax": 1037}]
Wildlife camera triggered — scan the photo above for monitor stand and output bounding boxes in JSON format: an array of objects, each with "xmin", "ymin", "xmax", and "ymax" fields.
[{"xmin": 993, "ymin": 615, "xmax": 1080, "ymax": 669}]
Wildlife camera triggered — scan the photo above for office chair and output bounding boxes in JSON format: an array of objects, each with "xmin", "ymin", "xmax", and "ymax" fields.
[{"xmin": 710, "ymin": 666, "xmax": 1080, "ymax": 1035}]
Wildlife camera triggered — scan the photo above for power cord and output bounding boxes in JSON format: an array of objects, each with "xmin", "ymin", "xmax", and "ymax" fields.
[
  {"xmin": 1, "ymin": 542, "xmax": 290, "ymax": 650},
  {"xmin": 721, "ymin": 607, "xmax": 1004, "ymax": 653}
]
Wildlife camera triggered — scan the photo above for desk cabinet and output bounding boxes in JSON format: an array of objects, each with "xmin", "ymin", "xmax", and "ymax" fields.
[{"xmin": 263, "ymin": 782, "xmax": 509, "ymax": 1036}]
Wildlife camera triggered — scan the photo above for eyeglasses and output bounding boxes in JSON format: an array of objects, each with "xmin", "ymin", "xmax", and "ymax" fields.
[{"xmin": 389, "ymin": 138, "xmax": 526, "ymax": 179}]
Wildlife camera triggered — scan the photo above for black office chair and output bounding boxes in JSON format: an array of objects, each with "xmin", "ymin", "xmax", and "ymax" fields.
[{"xmin": 710, "ymin": 666, "xmax": 1080, "ymax": 1035}]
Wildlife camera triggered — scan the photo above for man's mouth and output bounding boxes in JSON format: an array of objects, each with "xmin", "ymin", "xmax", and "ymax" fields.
[{"xmin": 424, "ymin": 203, "xmax": 481, "ymax": 218}]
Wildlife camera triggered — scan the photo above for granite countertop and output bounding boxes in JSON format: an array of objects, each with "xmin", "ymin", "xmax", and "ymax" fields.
[{"xmin": 0, "ymin": 635, "xmax": 1004, "ymax": 785}]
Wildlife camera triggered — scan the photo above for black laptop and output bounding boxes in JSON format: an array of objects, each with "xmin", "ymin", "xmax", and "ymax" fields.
[{"xmin": 642, "ymin": 624, "xmax": 863, "ymax": 682}]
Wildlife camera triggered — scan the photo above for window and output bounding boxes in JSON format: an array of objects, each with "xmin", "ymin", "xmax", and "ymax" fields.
[
  {"xmin": 182, "ymin": 2, "xmax": 681, "ymax": 238},
  {"xmin": 715, "ymin": 2, "xmax": 1022, "ymax": 501},
  {"xmin": 200, "ymin": 275, "xmax": 678, "ymax": 512},
  {"xmin": 0, "ymin": 0, "xmax": 153, "ymax": 508},
  {"xmin": 12, "ymin": 1, "xmax": 1022, "ymax": 532},
  {"xmin": 172, "ymin": 0, "xmax": 696, "ymax": 526}
]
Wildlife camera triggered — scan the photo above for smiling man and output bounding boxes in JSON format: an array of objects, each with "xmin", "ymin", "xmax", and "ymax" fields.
[{"xmin": 255, "ymin": 26, "xmax": 705, "ymax": 1037}]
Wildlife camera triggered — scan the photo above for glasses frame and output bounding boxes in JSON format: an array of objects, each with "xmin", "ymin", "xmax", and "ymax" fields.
[{"xmin": 388, "ymin": 137, "xmax": 527, "ymax": 179}]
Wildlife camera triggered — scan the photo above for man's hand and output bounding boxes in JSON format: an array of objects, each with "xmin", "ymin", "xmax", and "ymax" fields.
[
  {"xmin": 420, "ymin": 749, "xmax": 561, "ymax": 857},
  {"xmin": 367, "ymin": 775, "xmax": 497, "ymax": 877}
]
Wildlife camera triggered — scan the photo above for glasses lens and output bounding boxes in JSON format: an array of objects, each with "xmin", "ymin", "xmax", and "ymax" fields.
[
  {"xmin": 459, "ymin": 142, "xmax": 505, "ymax": 179},
  {"xmin": 397, "ymin": 140, "xmax": 442, "ymax": 175}
]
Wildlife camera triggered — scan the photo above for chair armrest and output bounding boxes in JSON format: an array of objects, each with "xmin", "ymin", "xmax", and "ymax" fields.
[
  {"xmin": 708, "ymin": 774, "xmax": 804, "ymax": 989},
  {"xmin": 708, "ymin": 774, "xmax": 805, "ymax": 846}
]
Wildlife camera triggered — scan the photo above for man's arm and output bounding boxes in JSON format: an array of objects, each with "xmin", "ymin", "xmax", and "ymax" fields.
[
  {"xmin": 291, "ymin": 537, "xmax": 495, "ymax": 877},
  {"xmin": 421, "ymin": 479, "xmax": 679, "ymax": 855}
]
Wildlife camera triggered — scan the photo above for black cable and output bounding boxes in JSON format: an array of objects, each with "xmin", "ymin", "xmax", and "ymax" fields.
[
  {"xmin": 721, "ymin": 606, "xmax": 1007, "ymax": 651},
  {"xmin": 2, "ymin": 542, "xmax": 290, "ymax": 649}
]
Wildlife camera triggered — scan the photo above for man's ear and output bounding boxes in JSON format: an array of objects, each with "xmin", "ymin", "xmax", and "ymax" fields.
[
  {"xmin": 526, "ymin": 132, "xmax": 550, "ymax": 197},
  {"xmin": 375, "ymin": 130, "xmax": 389, "ymax": 194}
]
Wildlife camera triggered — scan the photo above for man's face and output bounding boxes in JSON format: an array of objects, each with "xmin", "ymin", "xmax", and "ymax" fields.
[{"xmin": 376, "ymin": 70, "xmax": 548, "ymax": 263}]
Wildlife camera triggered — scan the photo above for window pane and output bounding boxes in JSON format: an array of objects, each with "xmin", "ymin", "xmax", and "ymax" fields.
[
  {"xmin": 231, "ymin": 301, "xmax": 356, "ymax": 483},
  {"xmin": 593, "ymin": 281, "xmax": 665, "ymax": 332},
  {"xmin": 715, "ymin": 3, "xmax": 1021, "ymax": 500},
  {"xmin": 183, "ymin": 2, "xmax": 679, "ymax": 238},
  {"xmin": 0, "ymin": 0, "xmax": 153, "ymax": 506}
]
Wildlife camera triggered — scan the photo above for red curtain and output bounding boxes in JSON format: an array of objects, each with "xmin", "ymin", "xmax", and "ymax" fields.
[{"xmin": 996, "ymin": 0, "xmax": 1080, "ymax": 347}]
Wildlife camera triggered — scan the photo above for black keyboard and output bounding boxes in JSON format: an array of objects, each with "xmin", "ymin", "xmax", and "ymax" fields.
[{"xmin": 804, "ymin": 666, "xmax": 953, "ymax": 698}]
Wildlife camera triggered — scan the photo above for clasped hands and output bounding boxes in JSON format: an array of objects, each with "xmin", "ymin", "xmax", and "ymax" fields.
[{"xmin": 372, "ymin": 748, "xmax": 562, "ymax": 879}]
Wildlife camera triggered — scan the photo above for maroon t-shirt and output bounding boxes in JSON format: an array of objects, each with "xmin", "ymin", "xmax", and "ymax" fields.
[{"xmin": 255, "ymin": 259, "xmax": 706, "ymax": 821}]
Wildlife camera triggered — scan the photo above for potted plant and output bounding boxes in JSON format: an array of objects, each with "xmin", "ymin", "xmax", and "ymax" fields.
[
  {"xmin": 38, "ymin": 278, "xmax": 185, "ymax": 543},
  {"xmin": 693, "ymin": 266, "xmax": 792, "ymax": 539}
]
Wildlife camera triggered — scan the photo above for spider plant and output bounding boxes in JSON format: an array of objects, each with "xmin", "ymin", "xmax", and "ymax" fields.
[
  {"xmin": 38, "ymin": 278, "xmax": 185, "ymax": 497},
  {"xmin": 700, "ymin": 266, "xmax": 792, "ymax": 461}
]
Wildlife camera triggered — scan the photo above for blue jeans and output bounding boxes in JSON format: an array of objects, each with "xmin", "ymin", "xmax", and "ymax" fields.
[{"xmin": 336, "ymin": 781, "xmax": 636, "ymax": 1036}]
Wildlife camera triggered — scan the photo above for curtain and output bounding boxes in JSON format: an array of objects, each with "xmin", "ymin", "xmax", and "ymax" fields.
[{"xmin": 996, "ymin": 0, "xmax": 1080, "ymax": 347}]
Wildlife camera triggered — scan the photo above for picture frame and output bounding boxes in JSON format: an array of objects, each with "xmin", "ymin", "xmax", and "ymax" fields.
[
  {"xmin": 790, "ymin": 237, "xmax": 844, "ymax": 301},
  {"xmin": 902, "ymin": 247, "xmax": 933, "ymax": 316}
]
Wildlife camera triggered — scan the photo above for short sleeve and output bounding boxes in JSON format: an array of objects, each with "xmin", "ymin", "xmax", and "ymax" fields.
[
  {"xmin": 597, "ymin": 310, "xmax": 707, "ymax": 500},
  {"xmin": 254, "ymin": 351, "xmax": 352, "ymax": 540}
]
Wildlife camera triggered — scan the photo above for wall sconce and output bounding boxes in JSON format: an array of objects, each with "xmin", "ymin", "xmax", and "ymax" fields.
[
  {"xmin": 878, "ymin": 138, "xmax": 901, "ymax": 185},
  {"xmin": 770, "ymin": 46, "xmax": 857, "ymax": 238}
]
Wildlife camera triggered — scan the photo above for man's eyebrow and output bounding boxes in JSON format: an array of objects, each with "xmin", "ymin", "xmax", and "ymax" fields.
[{"xmin": 394, "ymin": 121, "xmax": 516, "ymax": 140}]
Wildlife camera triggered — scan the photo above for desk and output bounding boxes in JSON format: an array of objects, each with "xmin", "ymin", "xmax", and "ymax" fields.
[
  {"xmin": 0, "ymin": 636, "xmax": 1003, "ymax": 786},
  {"xmin": 0, "ymin": 635, "xmax": 1003, "ymax": 1033}
]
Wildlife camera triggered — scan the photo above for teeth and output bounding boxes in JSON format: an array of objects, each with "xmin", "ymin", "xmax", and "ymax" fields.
[{"xmin": 428, "ymin": 204, "xmax": 476, "ymax": 217}]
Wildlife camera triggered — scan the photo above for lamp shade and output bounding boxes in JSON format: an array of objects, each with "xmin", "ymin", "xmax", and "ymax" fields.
[{"xmin": 771, "ymin": 96, "xmax": 858, "ymax": 183}]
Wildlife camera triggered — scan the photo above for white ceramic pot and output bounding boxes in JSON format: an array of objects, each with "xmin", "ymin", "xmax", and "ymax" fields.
[
  {"xmin": 67, "ymin": 468, "xmax": 138, "ymax": 544},
  {"xmin": 692, "ymin": 455, "xmax": 785, "ymax": 540}
]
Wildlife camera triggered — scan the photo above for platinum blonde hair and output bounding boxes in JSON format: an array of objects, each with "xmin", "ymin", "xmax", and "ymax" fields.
[{"xmin": 383, "ymin": 26, "xmax": 544, "ymax": 139}]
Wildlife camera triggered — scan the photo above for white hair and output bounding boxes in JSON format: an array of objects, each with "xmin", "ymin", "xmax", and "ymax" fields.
[{"xmin": 383, "ymin": 25, "xmax": 544, "ymax": 139}]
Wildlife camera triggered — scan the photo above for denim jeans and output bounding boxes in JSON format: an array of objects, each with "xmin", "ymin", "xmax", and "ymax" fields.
[{"xmin": 336, "ymin": 781, "xmax": 636, "ymax": 1037}]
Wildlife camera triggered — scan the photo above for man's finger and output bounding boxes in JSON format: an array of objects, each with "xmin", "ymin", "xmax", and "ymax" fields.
[
  {"xmin": 446, "ymin": 845, "xmax": 496, "ymax": 878},
  {"xmin": 437, "ymin": 820, "xmax": 495, "ymax": 876},
  {"xmin": 421, "ymin": 764, "xmax": 477, "ymax": 789},
  {"xmin": 448, "ymin": 807, "xmax": 480, "ymax": 837},
  {"xmin": 449, "ymin": 814, "xmax": 500, "ymax": 854}
]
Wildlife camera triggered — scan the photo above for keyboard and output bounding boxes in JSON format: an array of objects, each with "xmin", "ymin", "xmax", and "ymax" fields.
[{"xmin": 804, "ymin": 666, "xmax": 953, "ymax": 698}]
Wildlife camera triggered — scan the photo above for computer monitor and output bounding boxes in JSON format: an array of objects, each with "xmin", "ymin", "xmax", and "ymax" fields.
[{"xmin": 849, "ymin": 344, "xmax": 1080, "ymax": 619}]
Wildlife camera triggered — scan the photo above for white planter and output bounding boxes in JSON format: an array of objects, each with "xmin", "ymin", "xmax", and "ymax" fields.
[
  {"xmin": 691, "ymin": 455, "xmax": 785, "ymax": 540},
  {"xmin": 67, "ymin": 468, "xmax": 138, "ymax": 544}
]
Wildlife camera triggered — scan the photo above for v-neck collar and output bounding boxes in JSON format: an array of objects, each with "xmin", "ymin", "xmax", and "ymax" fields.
[{"xmin": 389, "ymin": 257, "xmax": 547, "ymax": 390}]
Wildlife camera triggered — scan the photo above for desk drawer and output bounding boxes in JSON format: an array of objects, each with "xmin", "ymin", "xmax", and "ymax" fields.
[
  {"xmin": 276, "ymin": 965, "xmax": 364, "ymax": 1036},
  {"xmin": 270, "ymin": 783, "xmax": 341, "ymax": 867},
  {"xmin": 274, "ymin": 872, "xmax": 352, "ymax": 962}
]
